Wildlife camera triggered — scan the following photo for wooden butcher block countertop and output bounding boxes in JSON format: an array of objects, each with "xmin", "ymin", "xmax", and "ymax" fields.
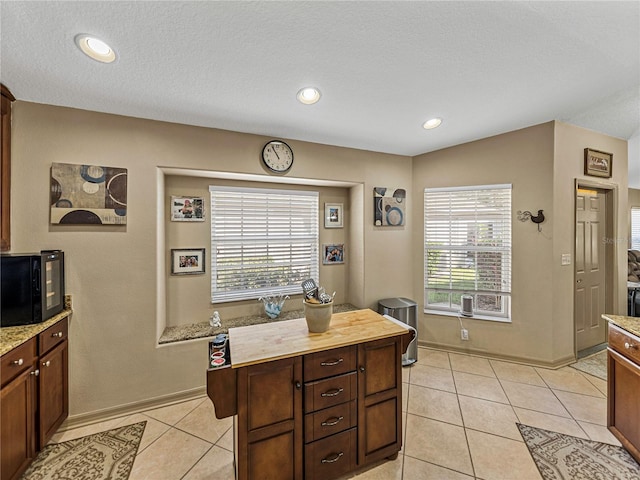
[{"xmin": 229, "ymin": 308, "xmax": 410, "ymax": 368}]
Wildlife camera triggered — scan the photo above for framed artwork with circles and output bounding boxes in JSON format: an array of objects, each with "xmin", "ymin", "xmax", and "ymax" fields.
[
  {"xmin": 373, "ymin": 186, "xmax": 406, "ymax": 226},
  {"xmin": 50, "ymin": 162, "xmax": 128, "ymax": 224}
]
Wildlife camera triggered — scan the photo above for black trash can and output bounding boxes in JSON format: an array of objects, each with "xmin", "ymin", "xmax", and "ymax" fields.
[{"xmin": 378, "ymin": 297, "xmax": 418, "ymax": 366}]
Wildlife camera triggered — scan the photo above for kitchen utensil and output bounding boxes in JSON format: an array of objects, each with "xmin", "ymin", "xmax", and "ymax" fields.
[{"xmin": 301, "ymin": 278, "xmax": 318, "ymax": 298}]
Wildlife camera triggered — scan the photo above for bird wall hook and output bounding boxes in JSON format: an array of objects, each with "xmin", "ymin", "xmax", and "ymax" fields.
[{"xmin": 517, "ymin": 209, "xmax": 545, "ymax": 231}]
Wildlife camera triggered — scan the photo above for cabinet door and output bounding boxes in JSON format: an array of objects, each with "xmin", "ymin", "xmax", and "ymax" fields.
[
  {"xmin": 38, "ymin": 339, "xmax": 69, "ymax": 448},
  {"xmin": 608, "ymin": 348, "xmax": 640, "ymax": 463},
  {"xmin": 357, "ymin": 336, "xmax": 402, "ymax": 466},
  {"xmin": 1, "ymin": 367, "xmax": 36, "ymax": 480},
  {"xmin": 237, "ymin": 356, "xmax": 303, "ymax": 480}
]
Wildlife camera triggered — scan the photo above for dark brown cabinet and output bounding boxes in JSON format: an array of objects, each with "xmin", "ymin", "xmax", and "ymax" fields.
[
  {"xmin": 608, "ymin": 322, "xmax": 640, "ymax": 463},
  {"xmin": 1, "ymin": 338, "xmax": 37, "ymax": 480},
  {"xmin": 237, "ymin": 356, "xmax": 303, "ymax": 480},
  {"xmin": 357, "ymin": 336, "xmax": 402, "ymax": 465},
  {"xmin": 208, "ymin": 330, "xmax": 409, "ymax": 480},
  {"xmin": 0, "ymin": 317, "xmax": 69, "ymax": 480},
  {"xmin": 1, "ymin": 83, "xmax": 14, "ymax": 252}
]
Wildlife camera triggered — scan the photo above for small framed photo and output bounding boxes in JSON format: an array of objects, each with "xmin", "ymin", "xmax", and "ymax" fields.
[
  {"xmin": 584, "ymin": 148, "xmax": 612, "ymax": 178},
  {"xmin": 171, "ymin": 196, "xmax": 204, "ymax": 222},
  {"xmin": 323, "ymin": 243, "xmax": 345, "ymax": 265},
  {"xmin": 171, "ymin": 248, "xmax": 206, "ymax": 275},
  {"xmin": 324, "ymin": 203, "xmax": 343, "ymax": 228}
]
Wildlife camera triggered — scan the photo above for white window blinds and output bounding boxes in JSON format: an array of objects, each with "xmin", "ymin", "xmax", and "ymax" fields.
[
  {"xmin": 210, "ymin": 186, "xmax": 319, "ymax": 303},
  {"xmin": 632, "ymin": 207, "xmax": 640, "ymax": 250},
  {"xmin": 424, "ymin": 184, "xmax": 512, "ymax": 318}
]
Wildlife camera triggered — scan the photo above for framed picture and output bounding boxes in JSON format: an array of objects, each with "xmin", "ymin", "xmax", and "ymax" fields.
[
  {"xmin": 50, "ymin": 162, "xmax": 128, "ymax": 225},
  {"xmin": 324, "ymin": 203, "xmax": 343, "ymax": 228},
  {"xmin": 374, "ymin": 187, "xmax": 406, "ymax": 226},
  {"xmin": 171, "ymin": 196, "xmax": 204, "ymax": 222},
  {"xmin": 584, "ymin": 148, "xmax": 613, "ymax": 178},
  {"xmin": 171, "ymin": 248, "xmax": 206, "ymax": 275},
  {"xmin": 323, "ymin": 243, "xmax": 345, "ymax": 265}
]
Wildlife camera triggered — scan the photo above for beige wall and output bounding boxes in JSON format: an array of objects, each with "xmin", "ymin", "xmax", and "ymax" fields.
[
  {"xmin": 412, "ymin": 121, "xmax": 628, "ymax": 366},
  {"xmin": 552, "ymin": 122, "xmax": 628, "ymax": 360},
  {"xmin": 165, "ymin": 175, "xmax": 351, "ymax": 326},
  {"xmin": 9, "ymin": 102, "xmax": 412, "ymax": 420},
  {"xmin": 9, "ymin": 101, "xmax": 629, "ymax": 420},
  {"xmin": 412, "ymin": 122, "xmax": 558, "ymax": 364}
]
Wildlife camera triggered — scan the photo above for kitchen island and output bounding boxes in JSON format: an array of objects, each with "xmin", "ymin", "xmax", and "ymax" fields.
[
  {"xmin": 602, "ymin": 314, "xmax": 640, "ymax": 463},
  {"xmin": 207, "ymin": 309, "xmax": 414, "ymax": 480}
]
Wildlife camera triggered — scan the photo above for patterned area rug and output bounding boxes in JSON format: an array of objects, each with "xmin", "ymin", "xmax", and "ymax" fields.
[
  {"xmin": 21, "ymin": 421, "xmax": 146, "ymax": 480},
  {"xmin": 570, "ymin": 349, "xmax": 607, "ymax": 380},
  {"xmin": 518, "ymin": 423, "xmax": 640, "ymax": 480}
]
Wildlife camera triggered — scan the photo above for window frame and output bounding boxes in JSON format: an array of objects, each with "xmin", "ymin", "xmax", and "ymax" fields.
[
  {"xmin": 423, "ymin": 184, "xmax": 512, "ymax": 321},
  {"xmin": 209, "ymin": 185, "xmax": 319, "ymax": 304},
  {"xmin": 632, "ymin": 206, "xmax": 640, "ymax": 251}
]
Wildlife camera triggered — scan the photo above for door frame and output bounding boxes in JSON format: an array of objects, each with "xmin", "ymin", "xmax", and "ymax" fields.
[{"xmin": 574, "ymin": 179, "xmax": 619, "ymax": 357}]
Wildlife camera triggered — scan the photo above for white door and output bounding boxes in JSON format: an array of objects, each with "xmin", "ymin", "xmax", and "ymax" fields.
[{"xmin": 575, "ymin": 188, "xmax": 607, "ymax": 351}]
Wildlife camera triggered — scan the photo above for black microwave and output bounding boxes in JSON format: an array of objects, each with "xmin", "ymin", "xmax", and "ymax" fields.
[{"xmin": 1, "ymin": 251, "xmax": 65, "ymax": 327}]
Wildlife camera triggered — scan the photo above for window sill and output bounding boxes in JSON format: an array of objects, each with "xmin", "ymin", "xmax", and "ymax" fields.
[
  {"xmin": 158, "ymin": 303, "xmax": 359, "ymax": 345},
  {"xmin": 424, "ymin": 309, "xmax": 512, "ymax": 324}
]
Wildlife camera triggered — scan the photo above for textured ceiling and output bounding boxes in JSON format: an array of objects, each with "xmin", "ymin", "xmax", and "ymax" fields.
[{"xmin": 1, "ymin": 1, "xmax": 639, "ymax": 184}]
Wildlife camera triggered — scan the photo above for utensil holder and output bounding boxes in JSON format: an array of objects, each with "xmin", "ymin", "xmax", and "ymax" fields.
[{"xmin": 303, "ymin": 301, "xmax": 333, "ymax": 333}]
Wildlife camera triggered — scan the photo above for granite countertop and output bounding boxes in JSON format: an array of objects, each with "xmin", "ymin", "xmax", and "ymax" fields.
[
  {"xmin": 159, "ymin": 303, "xmax": 359, "ymax": 344},
  {"xmin": 602, "ymin": 314, "xmax": 640, "ymax": 338},
  {"xmin": 0, "ymin": 309, "xmax": 72, "ymax": 356}
]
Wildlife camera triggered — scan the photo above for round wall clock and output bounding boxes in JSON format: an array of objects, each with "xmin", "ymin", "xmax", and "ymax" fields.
[{"xmin": 261, "ymin": 140, "xmax": 294, "ymax": 173}]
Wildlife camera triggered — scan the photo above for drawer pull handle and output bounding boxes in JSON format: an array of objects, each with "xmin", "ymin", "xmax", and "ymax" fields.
[
  {"xmin": 624, "ymin": 342, "xmax": 637, "ymax": 350},
  {"xmin": 321, "ymin": 388, "xmax": 344, "ymax": 398},
  {"xmin": 320, "ymin": 358, "xmax": 343, "ymax": 367},
  {"xmin": 321, "ymin": 452, "xmax": 344, "ymax": 464},
  {"xmin": 12, "ymin": 358, "xmax": 24, "ymax": 366},
  {"xmin": 321, "ymin": 416, "xmax": 344, "ymax": 427},
  {"xmin": 52, "ymin": 332, "xmax": 63, "ymax": 338},
  {"xmin": 43, "ymin": 360, "xmax": 51, "ymax": 367}
]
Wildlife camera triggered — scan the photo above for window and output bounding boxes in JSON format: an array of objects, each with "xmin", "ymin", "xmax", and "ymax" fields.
[
  {"xmin": 424, "ymin": 184, "xmax": 512, "ymax": 319},
  {"xmin": 632, "ymin": 207, "xmax": 640, "ymax": 250},
  {"xmin": 210, "ymin": 186, "xmax": 319, "ymax": 303}
]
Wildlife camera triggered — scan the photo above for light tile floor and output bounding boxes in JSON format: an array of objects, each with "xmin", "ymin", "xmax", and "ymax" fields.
[{"xmin": 51, "ymin": 347, "xmax": 620, "ymax": 480}]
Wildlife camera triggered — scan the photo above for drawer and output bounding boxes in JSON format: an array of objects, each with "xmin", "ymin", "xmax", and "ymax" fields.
[
  {"xmin": 609, "ymin": 323, "xmax": 640, "ymax": 365},
  {"xmin": 1, "ymin": 338, "xmax": 36, "ymax": 387},
  {"xmin": 304, "ymin": 345, "xmax": 356, "ymax": 381},
  {"xmin": 305, "ymin": 371, "xmax": 356, "ymax": 413},
  {"xmin": 304, "ymin": 428, "xmax": 356, "ymax": 480},
  {"xmin": 305, "ymin": 400, "xmax": 357, "ymax": 443},
  {"xmin": 39, "ymin": 317, "xmax": 68, "ymax": 355}
]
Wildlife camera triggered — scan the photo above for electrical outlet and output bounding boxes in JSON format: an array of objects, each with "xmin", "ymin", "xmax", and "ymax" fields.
[{"xmin": 461, "ymin": 328, "xmax": 469, "ymax": 341}]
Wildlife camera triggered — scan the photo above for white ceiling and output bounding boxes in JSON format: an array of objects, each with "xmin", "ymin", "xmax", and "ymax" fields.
[{"xmin": 1, "ymin": 1, "xmax": 639, "ymax": 185}]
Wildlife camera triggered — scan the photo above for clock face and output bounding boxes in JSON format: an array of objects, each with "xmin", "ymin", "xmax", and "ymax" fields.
[{"xmin": 262, "ymin": 141, "xmax": 294, "ymax": 173}]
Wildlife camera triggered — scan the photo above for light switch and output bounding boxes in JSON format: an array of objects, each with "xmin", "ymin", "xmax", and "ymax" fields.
[{"xmin": 561, "ymin": 254, "xmax": 571, "ymax": 266}]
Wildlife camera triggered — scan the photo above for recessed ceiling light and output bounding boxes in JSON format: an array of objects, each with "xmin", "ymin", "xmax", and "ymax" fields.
[
  {"xmin": 423, "ymin": 118, "xmax": 442, "ymax": 129},
  {"xmin": 297, "ymin": 87, "xmax": 321, "ymax": 105},
  {"xmin": 75, "ymin": 34, "xmax": 116, "ymax": 63}
]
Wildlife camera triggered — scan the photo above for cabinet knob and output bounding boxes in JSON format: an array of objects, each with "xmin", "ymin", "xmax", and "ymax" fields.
[
  {"xmin": 294, "ymin": 381, "xmax": 301, "ymax": 390},
  {"xmin": 30, "ymin": 369, "xmax": 40, "ymax": 377},
  {"xmin": 359, "ymin": 366, "xmax": 365, "ymax": 373},
  {"xmin": 52, "ymin": 332, "xmax": 63, "ymax": 338},
  {"xmin": 43, "ymin": 360, "xmax": 51, "ymax": 367},
  {"xmin": 12, "ymin": 358, "xmax": 24, "ymax": 366},
  {"xmin": 624, "ymin": 342, "xmax": 637, "ymax": 350}
]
